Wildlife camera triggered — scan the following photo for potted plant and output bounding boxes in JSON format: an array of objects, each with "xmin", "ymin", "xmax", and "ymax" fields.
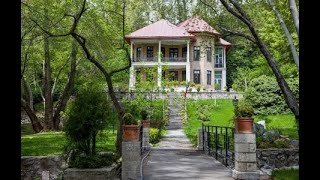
[
  {"xmin": 122, "ymin": 113, "xmax": 140, "ymax": 141},
  {"xmin": 141, "ymin": 110, "xmax": 150, "ymax": 128},
  {"xmin": 234, "ymin": 99, "xmax": 255, "ymax": 133}
]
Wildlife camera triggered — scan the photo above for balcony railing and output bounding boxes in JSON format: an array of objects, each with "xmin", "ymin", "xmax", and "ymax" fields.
[
  {"xmin": 133, "ymin": 57, "xmax": 187, "ymax": 62},
  {"xmin": 215, "ymin": 63, "xmax": 224, "ymax": 68},
  {"xmin": 162, "ymin": 57, "xmax": 187, "ymax": 62},
  {"xmin": 133, "ymin": 57, "xmax": 157, "ymax": 62}
]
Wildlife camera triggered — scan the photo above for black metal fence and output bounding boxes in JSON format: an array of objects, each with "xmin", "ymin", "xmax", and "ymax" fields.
[{"xmin": 202, "ymin": 123, "xmax": 235, "ymax": 167}]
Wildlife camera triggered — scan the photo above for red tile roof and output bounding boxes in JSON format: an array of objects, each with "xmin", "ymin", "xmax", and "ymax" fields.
[
  {"xmin": 125, "ymin": 19, "xmax": 194, "ymax": 42},
  {"xmin": 177, "ymin": 16, "xmax": 220, "ymax": 36},
  {"xmin": 217, "ymin": 38, "xmax": 232, "ymax": 46}
]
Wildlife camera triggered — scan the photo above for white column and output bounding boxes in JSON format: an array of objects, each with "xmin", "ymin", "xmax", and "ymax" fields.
[
  {"xmin": 223, "ymin": 47, "xmax": 227, "ymax": 90},
  {"xmin": 129, "ymin": 66, "xmax": 135, "ymax": 89},
  {"xmin": 186, "ymin": 63, "xmax": 190, "ymax": 83},
  {"xmin": 158, "ymin": 40, "xmax": 161, "ymax": 63},
  {"xmin": 222, "ymin": 70, "xmax": 226, "ymax": 91},
  {"xmin": 186, "ymin": 40, "xmax": 191, "ymax": 83},
  {"xmin": 129, "ymin": 42, "xmax": 134, "ymax": 89},
  {"xmin": 131, "ymin": 41, "xmax": 133, "ymax": 62},
  {"xmin": 187, "ymin": 40, "xmax": 190, "ymax": 63},
  {"xmin": 224, "ymin": 47, "xmax": 226, "ymax": 68},
  {"xmin": 157, "ymin": 65, "xmax": 162, "ymax": 87},
  {"xmin": 158, "ymin": 40, "xmax": 162, "ymax": 87}
]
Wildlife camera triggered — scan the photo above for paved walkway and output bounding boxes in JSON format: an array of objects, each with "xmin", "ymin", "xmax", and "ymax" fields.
[{"xmin": 143, "ymin": 93, "xmax": 233, "ymax": 180}]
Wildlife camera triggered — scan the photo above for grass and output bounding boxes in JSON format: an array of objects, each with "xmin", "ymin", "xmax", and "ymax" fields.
[
  {"xmin": 254, "ymin": 114, "xmax": 298, "ymax": 140},
  {"xmin": 271, "ymin": 168, "xmax": 299, "ymax": 180},
  {"xmin": 185, "ymin": 99, "xmax": 234, "ymax": 146},
  {"xmin": 184, "ymin": 99, "xmax": 299, "ymax": 146},
  {"xmin": 21, "ymin": 127, "xmax": 117, "ymax": 156}
]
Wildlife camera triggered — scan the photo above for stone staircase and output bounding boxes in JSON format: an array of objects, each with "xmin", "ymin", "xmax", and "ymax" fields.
[{"xmin": 167, "ymin": 93, "xmax": 184, "ymax": 130}]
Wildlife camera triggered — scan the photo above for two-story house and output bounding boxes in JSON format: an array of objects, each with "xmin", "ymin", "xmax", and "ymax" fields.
[{"xmin": 125, "ymin": 16, "xmax": 231, "ymax": 91}]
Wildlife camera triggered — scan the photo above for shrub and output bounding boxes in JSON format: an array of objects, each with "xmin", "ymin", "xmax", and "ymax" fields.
[
  {"xmin": 69, "ymin": 153, "xmax": 119, "ymax": 169},
  {"xmin": 234, "ymin": 99, "xmax": 254, "ymax": 118},
  {"xmin": 123, "ymin": 113, "xmax": 138, "ymax": 125},
  {"xmin": 64, "ymin": 87, "xmax": 111, "ymax": 156},
  {"xmin": 141, "ymin": 110, "xmax": 148, "ymax": 120},
  {"xmin": 149, "ymin": 128, "xmax": 162, "ymax": 144},
  {"xmin": 245, "ymin": 75, "xmax": 299, "ymax": 115},
  {"xmin": 196, "ymin": 85, "xmax": 201, "ymax": 92},
  {"xmin": 274, "ymin": 138, "xmax": 291, "ymax": 148}
]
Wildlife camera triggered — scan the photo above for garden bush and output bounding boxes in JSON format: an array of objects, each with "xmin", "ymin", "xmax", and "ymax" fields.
[
  {"xmin": 69, "ymin": 153, "xmax": 119, "ymax": 169},
  {"xmin": 149, "ymin": 128, "xmax": 162, "ymax": 144},
  {"xmin": 64, "ymin": 86, "xmax": 112, "ymax": 164},
  {"xmin": 245, "ymin": 75, "xmax": 299, "ymax": 115}
]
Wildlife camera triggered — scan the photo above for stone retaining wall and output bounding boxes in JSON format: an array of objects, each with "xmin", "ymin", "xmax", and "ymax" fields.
[
  {"xmin": 21, "ymin": 155, "xmax": 66, "ymax": 180},
  {"xmin": 256, "ymin": 148, "xmax": 299, "ymax": 169},
  {"xmin": 111, "ymin": 91, "xmax": 243, "ymax": 100},
  {"xmin": 21, "ymin": 155, "xmax": 120, "ymax": 180}
]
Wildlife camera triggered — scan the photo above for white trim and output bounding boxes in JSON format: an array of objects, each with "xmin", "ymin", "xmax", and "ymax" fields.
[
  {"xmin": 187, "ymin": 40, "xmax": 190, "ymax": 63},
  {"xmin": 158, "ymin": 40, "xmax": 161, "ymax": 63}
]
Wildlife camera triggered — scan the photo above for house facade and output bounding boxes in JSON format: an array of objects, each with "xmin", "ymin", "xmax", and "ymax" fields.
[{"xmin": 125, "ymin": 17, "xmax": 231, "ymax": 91}]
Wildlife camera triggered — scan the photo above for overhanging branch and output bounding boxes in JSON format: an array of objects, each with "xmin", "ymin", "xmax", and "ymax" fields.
[{"xmin": 218, "ymin": 26, "xmax": 256, "ymax": 44}]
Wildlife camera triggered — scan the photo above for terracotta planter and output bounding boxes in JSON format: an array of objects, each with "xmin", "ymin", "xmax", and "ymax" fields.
[
  {"xmin": 123, "ymin": 125, "xmax": 140, "ymax": 141},
  {"xmin": 235, "ymin": 117, "xmax": 254, "ymax": 134},
  {"xmin": 142, "ymin": 120, "xmax": 150, "ymax": 128}
]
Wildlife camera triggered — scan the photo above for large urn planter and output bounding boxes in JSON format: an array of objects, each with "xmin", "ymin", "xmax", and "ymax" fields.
[
  {"xmin": 122, "ymin": 113, "xmax": 140, "ymax": 141},
  {"xmin": 235, "ymin": 117, "xmax": 254, "ymax": 134},
  {"xmin": 123, "ymin": 125, "xmax": 140, "ymax": 141}
]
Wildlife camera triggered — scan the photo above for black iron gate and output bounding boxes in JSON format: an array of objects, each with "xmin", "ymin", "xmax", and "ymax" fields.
[{"xmin": 202, "ymin": 123, "xmax": 235, "ymax": 167}]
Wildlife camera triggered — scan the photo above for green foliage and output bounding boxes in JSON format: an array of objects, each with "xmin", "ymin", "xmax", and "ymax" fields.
[
  {"xmin": 21, "ymin": 129, "xmax": 117, "ymax": 156},
  {"xmin": 234, "ymin": 99, "xmax": 254, "ymax": 118},
  {"xmin": 274, "ymin": 138, "xmax": 291, "ymax": 148},
  {"xmin": 255, "ymin": 114, "xmax": 298, "ymax": 140},
  {"xmin": 196, "ymin": 85, "xmax": 201, "ymax": 92},
  {"xmin": 185, "ymin": 99, "xmax": 235, "ymax": 146},
  {"xmin": 141, "ymin": 109, "xmax": 148, "ymax": 120},
  {"xmin": 271, "ymin": 168, "xmax": 299, "ymax": 180},
  {"xmin": 245, "ymin": 75, "xmax": 299, "ymax": 115},
  {"xmin": 149, "ymin": 128, "xmax": 162, "ymax": 144},
  {"xmin": 122, "ymin": 113, "xmax": 137, "ymax": 125},
  {"xmin": 64, "ymin": 87, "xmax": 111, "ymax": 155},
  {"xmin": 69, "ymin": 153, "xmax": 119, "ymax": 169}
]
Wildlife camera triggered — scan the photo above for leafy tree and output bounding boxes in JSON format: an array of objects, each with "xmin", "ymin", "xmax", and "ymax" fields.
[
  {"xmin": 200, "ymin": 0, "xmax": 299, "ymax": 128},
  {"xmin": 64, "ymin": 86, "xmax": 111, "ymax": 155}
]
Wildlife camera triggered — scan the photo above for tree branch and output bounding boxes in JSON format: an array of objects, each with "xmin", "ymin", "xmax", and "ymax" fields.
[
  {"xmin": 217, "ymin": 0, "xmax": 299, "ymax": 124},
  {"xmin": 288, "ymin": 0, "xmax": 299, "ymax": 38},
  {"xmin": 218, "ymin": 26, "xmax": 256, "ymax": 44},
  {"xmin": 199, "ymin": 0, "xmax": 218, "ymax": 15},
  {"xmin": 52, "ymin": 55, "xmax": 70, "ymax": 95},
  {"xmin": 267, "ymin": 0, "xmax": 299, "ymax": 69}
]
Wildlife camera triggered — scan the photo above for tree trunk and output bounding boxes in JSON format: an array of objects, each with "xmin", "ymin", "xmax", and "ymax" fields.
[
  {"xmin": 288, "ymin": 0, "xmax": 299, "ymax": 38},
  {"xmin": 53, "ymin": 39, "xmax": 78, "ymax": 130},
  {"xmin": 22, "ymin": 77, "xmax": 34, "ymax": 111},
  {"xmin": 105, "ymin": 74, "xmax": 124, "ymax": 156},
  {"xmin": 218, "ymin": 0, "xmax": 299, "ymax": 127},
  {"xmin": 21, "ymin": 98, "xmax": 43, "ymax": 133},
  {"xmin": 92, "ymin": 131, "xmax": 97, "ymax": 155},
  {"xmin": 42, "ymin": 8, "xmax": 54, "ymax": 130},
  {"xmin": 267, "ymin": 0, "xmax": 299, "ymax": 69}
]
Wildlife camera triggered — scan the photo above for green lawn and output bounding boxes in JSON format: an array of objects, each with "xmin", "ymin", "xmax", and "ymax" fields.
[
  {"xmin": 271, "ymin": 168, "xmax": 299, "ymax": 180},
  {"xmin": 21, "ymin": 128, "xmax": 117, "ymax": 156},
  {"xmin": 255, "ymin": 114, "xmax": 298, "ymax": 140},
  {"xmin": 184, "ymin": 99, "xmax": 298, "ymax": 146}
]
